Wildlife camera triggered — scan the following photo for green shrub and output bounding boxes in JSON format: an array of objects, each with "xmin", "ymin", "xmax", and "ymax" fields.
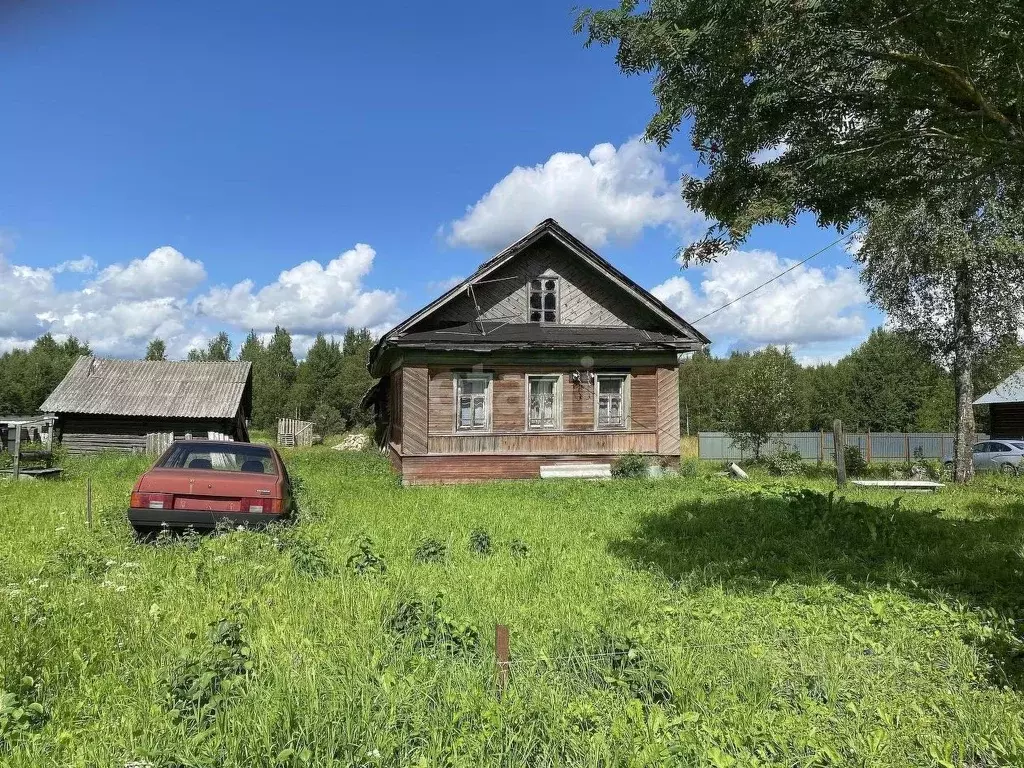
[
  {"xmin": 346, "ymin": 537, "xmax": 386, "ymax": 576},
  {"xmin": 414, "ymin": 538, "xmax": 447, "ymax": 564},
  {"xmin": 468, "ymin": 529, "xmax": 491, "ymax": 555},
  {"xmin": 388, "ymin": 594, "xmax": 479, "ymax": 656},
  {"xmin": 843, "ymin": 445, "xmax": 868, "ymax": 477},
  {"xmin": 764, "ymin": 444, "xmax": 803, "ymax": 476},
  {"xmin": 508, "ymin": 539, "xmax": 530, "ymax": 558},
  {"xmin": 611, "ymin": 452, "xmax": 649, "ymax": 478},
  {"xmin": 678, "ymin": 457, "xmax": 701, "ymax": 477},
  {"xmin": 163, "ymin": 611, "xmax": 252, "ymax": 729}
]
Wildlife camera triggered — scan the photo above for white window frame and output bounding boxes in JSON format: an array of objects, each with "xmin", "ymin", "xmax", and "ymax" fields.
[
  {"xmin": 527, "ymin": 274, "xmax": 560, "ymax": 324},
  {"xmin": 453, "ymin": 373, "xmax": 493, "ymax": 432},
  {"xmin": 594, "ymin": 373, "xmax": 630, "ymax": 430},
  {"xmin": 525, "ymin": 374, "xmax": 563, "ymax": 431}
]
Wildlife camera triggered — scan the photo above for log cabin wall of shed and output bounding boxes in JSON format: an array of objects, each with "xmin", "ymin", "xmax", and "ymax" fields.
[{"xmin": 58, "ymin": 415, "xmax": 242, "ymax": 454}]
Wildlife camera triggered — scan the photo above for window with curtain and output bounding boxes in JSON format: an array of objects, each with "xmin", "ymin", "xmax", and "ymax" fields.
[
  {"xmin": 456, "ymin": 375, "xmax": 491, "ymax": 431},
  {"xmin": 596, "ymin": 374, "xmax": 627, "ymax": 429},
  {"xmin": 527, "ymin": 375, "xmax": 561, "ymax": 430}
]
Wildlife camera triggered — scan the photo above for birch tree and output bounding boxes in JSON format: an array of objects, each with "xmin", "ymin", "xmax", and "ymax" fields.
[{"xmin": 855, "ymin": 191, "xmax": 1024, "ymax": 481}]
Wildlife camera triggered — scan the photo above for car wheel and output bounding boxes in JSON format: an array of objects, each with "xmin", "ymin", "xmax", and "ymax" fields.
[
  {"xmin": 1000, "ymin": 463, "xmax": 1018, "ymax": 477},
  {"xmin": 943, "ymin": 461, "xmax": 954, "ymax": 473}
]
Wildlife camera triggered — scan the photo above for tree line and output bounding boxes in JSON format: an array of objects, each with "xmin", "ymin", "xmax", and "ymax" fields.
[
  {"xmin": 680, "ymin": 329, "xmax": 1024, "ymax": 459},
  {"xmin": 0, "ymin": 328, "xmax": 376, "ymax": 438}
]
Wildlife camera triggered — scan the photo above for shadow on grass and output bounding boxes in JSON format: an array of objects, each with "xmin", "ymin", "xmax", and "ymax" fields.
[{"xmin": 609, "ymin": 490, "xmax": 1024, "ymax": 685}]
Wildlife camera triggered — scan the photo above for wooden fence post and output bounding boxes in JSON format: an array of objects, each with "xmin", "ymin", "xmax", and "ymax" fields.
[
  {"xmin": 86, "ymin": 478, "xmax": 93, "ymax": 530},
  {"xmin": 904, "ymin": 433, "xmax": 911, "ymax": 464},
  {"xmin": 495, "ymin": 624, "xmax": 510, "ymax": 700},
  {"xmin": 818, "ymin": 429, "xmax": 824, "ymax": 463},
  {"xmin": 12, "ymin": 425, "xmax": 21, "ymax": 481},
  {"xmin": 833, "ymin": 420, "xmax": 847, "ymax": 487},
  {"xmin": 866, "ymin": 428, "xmax": 872, "ymax": 463}
]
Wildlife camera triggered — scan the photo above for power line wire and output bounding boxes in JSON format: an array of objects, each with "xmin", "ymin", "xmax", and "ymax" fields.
[{"xmin": 691, "ymin": 226, "xmax": 866, "ymax": 326}]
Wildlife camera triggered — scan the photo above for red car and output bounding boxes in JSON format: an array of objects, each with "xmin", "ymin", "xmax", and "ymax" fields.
[{"xmin": 128, "ymin": 440, "xmax": 295, "ymax": 533}]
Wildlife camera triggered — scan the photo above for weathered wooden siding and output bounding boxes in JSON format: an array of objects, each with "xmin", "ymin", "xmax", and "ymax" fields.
[
  {"xmin": 401, "ymin": 366, "xmax": 429, "ymax": 455},
  {"xmin": 390, "ymin": 369, "xmax": 403, "ymax": 452},
  {"xmin": 424, "ymin": 242, "xmax": 663, "ymax": 330},
  {"xmin": 59, "ymin": 415, "xmax": 241, "ymax": 455},
  {"xmin": 428, "ymin": 369, "xmax": 454, "ymax": 434},
  {"xmin": 427, "ymin": 431, "xmax": 657, "ymax": 455},
  {"xmin": 564, "ymin": 377, "xmax": 595, "ymax": 430},
  {"xmin": 493, "ymin": 373, "xmax": 525, "ymax": 431},
  {"xmin": 425, "ymin": 366, "xmax": 659, "ymax": 438},
  {"xmin": 630, "ymin": 368, "xmax": 658, "ymax": 432},
  {"xmin": 657, "ymin": 366, "xmax": 681, "ymax": 455},
  {"xmin": 401, "ymin": 453, "xmax": 679, "ymax": 485}
]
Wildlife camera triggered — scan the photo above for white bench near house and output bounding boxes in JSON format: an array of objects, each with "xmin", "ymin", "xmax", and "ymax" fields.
[
  {"xmin": 540, "ymin": 463, "xmax": 612, "ymax": 480},
  {"xmin": 850, "ymin": 479, "xmax": 944, "ymax": 492}
]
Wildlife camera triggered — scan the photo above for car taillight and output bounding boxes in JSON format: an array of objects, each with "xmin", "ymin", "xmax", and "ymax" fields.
[
  {"xmin": 130, "ymin": 492, "xmax": 174, "ymax": 510},
  {"xmin": 240, "ymin": 497, "xmax": 282, "ymax": 514}
]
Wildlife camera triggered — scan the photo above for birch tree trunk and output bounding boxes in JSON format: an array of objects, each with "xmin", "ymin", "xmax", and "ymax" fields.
[{"xmin": 951, "ymin": 258, "xmax": 976, "ymax": 483}]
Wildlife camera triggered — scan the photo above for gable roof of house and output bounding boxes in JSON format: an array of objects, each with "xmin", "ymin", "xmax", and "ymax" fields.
[
  {"xmin": 975, "ymin": 369, "xmax": 1024, "ymax": 405},
  {"xmin": 40, "ymin": 357, "xmax": 252, "ymax": 419},
  {"xmin": 368, "ymin": 219, "xmax": 709, "ymax": 370}
]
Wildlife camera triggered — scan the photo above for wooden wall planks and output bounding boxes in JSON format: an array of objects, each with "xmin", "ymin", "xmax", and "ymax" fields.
[
  {"xmin": 657, "ymin": 366, "xmax": 681, "ymax": 455},
  {"xmin": 427, "ymin": 431, "xmax": 656, "ymax": 455},
  {"xmin": 401, "ymin": 452, "xmax": 679, "ymax": 485},
  {"xmin": 425, "ymin": 365, "xmax": 658, "ymax": 438},
  {"xmin": 401, "ymin": 366, "xmax": 429, "ymax": 455},
  {"xmin": 425, "ymin": 243, "xmax": 664, "ymax": 330}
]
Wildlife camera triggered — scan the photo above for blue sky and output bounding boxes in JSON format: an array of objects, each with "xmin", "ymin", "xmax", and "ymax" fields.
[{"xmin": 0, "ymin": 0, "xmax": 879, "ymax": 362}]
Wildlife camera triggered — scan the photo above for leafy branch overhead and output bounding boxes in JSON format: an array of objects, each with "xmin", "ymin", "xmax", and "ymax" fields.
[{"xmin": 576, "ymin": 0, "xmax": 1024, "ymax": 261}]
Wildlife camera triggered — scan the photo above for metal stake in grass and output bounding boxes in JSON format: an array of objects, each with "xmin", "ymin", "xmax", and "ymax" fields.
[{"xmin": 495, "ymin": 624, "xmax": 510, "ymax": 700}]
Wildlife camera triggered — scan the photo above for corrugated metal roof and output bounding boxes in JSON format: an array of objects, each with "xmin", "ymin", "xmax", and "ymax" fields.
[
  {"xmin": 975, "ymin": 369, "xmax": 1024, "ymax": 405},
  {"xmin": 40, "ymin": 357, "xmax": 252, "ymax": 418}
]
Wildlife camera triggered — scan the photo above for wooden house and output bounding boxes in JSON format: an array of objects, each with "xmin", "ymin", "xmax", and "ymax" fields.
[
  {"xmin": 366, "ymin": 218, "xmax": 709, "ymax": 484},
  {"xmin": 40, "ymin": 357, "xmax": 252, "ymax": 454},
  {"xmin": 976, "ymin": 369, "xmax": 1024, "ymax": 439}
]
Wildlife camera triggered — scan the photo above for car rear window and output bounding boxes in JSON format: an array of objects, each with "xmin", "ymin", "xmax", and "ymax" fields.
[
  {"xmin": 157, "ymin": 443, "xmax": 278, "ymax": 474},
  {"xmin": 1012, "ymin": 442, "xmax": 1024, "ymax": 451}
]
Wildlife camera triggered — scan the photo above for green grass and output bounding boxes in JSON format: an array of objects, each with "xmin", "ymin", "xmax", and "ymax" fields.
[{"xmin": 2, "ymin": 448, "xmax": 1024, "ymax": 767}]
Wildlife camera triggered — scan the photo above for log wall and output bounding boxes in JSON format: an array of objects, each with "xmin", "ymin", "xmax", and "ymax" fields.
[{"xmin": 58, "ymin": 415, "xmax": 242, "ymax": 455}]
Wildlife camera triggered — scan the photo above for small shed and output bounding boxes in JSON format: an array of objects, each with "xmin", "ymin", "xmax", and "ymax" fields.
[
  {"xmin": 40, "ymin": 357, "xmax": 253, "ymax": 454},
  {"xmin": 975, "ymin": 369, "xmax": 1024, "ymax": 439}
]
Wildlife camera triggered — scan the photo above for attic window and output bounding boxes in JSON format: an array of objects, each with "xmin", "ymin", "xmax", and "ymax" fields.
[{"xmin": 528, "ymin": 277, "xmax": 558, "ymax": 323}]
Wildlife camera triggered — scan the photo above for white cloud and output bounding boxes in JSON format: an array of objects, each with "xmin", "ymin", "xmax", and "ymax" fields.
[
  {"xmin": 89, "ymin": 246, "xmax": 206, "ymax": 300},
  {"xmin": 0, "ymin": 242, "xmax": 401, "ymax": 359},
  {"xmin": 193, "ymin": 243, "xmax": 400, "ymax": 336},
  {"xmin": 54, "ymin": 256, "xmax": 98, "ymax": 274},
  {"xmin": 652, "ymin": 249, "xmax": 868, "ymax": 353},
  {"xmin": 446, "ymin": 136, "xmax": 703, "ymax": 251}
]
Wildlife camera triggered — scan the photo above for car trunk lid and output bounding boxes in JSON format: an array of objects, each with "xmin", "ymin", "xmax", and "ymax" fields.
[{"xmin": 137, "ymin": 468, "xmax": 281, "ymax": 512}]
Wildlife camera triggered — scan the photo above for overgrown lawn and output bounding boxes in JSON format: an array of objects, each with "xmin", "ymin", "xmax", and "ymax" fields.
[{"xmin": 1, "ymin": 449, "xmax": 1023, "ymax": 766}]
